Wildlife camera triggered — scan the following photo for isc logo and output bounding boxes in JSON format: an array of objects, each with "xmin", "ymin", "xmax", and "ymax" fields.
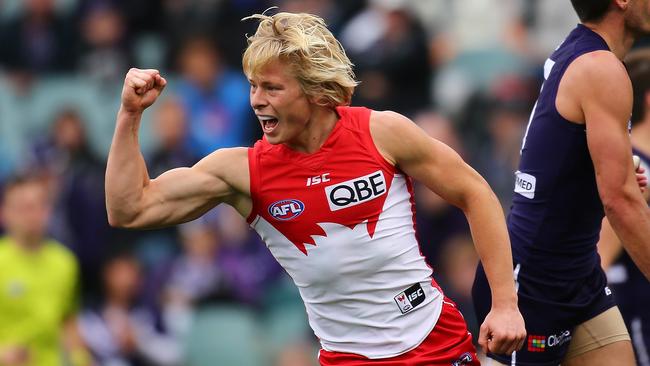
[
  {"xmin": 268, "ymin": 199, "xmax": 305, "ymax": 221},
  {"xmin": 394, "ymin": 283, "xmax": 426, "ymax": 314},
  {"xmin": 324, "ymin": 171, "xmax": 386, "ymax": 211}
]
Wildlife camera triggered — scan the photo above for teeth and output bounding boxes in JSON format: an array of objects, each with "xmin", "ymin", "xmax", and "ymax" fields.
[{"xmin": 257, "ymin": 115, "xmax": 277, "ymax": 121}]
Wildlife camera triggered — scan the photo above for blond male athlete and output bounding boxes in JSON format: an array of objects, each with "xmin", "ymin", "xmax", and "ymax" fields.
[{"xmin": 106, "ymin": 11, "xmax": 525, "ymax": 365}]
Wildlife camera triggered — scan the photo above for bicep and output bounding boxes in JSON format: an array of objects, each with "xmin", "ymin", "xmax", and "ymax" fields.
[
  {"xmin": 134, "ymin": 151, "xmax": 243, "ymax": 228},
  {"xmin": 372, "ymin": 112, "xmax": 489, "ymax": 209},
  {"xmin": 580, "ymin": 58, "xmax": 635, "ymax": 198},
  {"xmin": 586, "ymin": 115, "xmax": 633, "ymax": 193}
]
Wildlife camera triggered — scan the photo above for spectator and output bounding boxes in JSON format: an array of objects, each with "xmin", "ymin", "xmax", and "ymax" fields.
[
  {"xmin": 24, "ymin": 108, "xmax": 114, "ymax": 301},
  {"xmin": 174, "ymin": 35, "xmax": 254, "ymax": 156},
  {"xmin": 148, "ymin": 96, "xmax": 199, "ymax": 178},
  {"xmin": 0, "ymin": 0, "xmax": 77, "ymax": 75},
  {"xmin": 78, "ymin": 252, "xmax": 181, "ymax": 366},
  {"xmin": 471, "ymin": 75, "xmax": 534, "ymax": 207},
  {"xmin": 413, "ymin": 110, "xmax": 470, "ymax": 268},
  {"xmin": 341, "ymin": 1, "xmax": 431, "ymax": 115},
  {"xmin": 76, "ymin": 1, "xmax": 133, "ymax": 83},
  {"xmin": 158, "ymin": 218, "xmax": 234, "ymax": 338},
  {"xmin": 436, "ymin": 234, "xmax": 480, "ymax": 345},
  {"xmin": 0, "ymin": 174, "xmax": 90, "ymax": 366}
]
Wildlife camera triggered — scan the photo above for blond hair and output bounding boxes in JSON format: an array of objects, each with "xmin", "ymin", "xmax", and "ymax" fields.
[{"xmin": 242, "ymin": 11, "xmax": 357, "ymax": 107}]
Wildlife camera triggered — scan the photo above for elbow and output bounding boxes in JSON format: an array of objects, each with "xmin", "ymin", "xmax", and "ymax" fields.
[
  {"xmin": 107, "ymin": 212, "xmax": 124, "ymax": 228},
  {"xmin": 106, "ymin": 208, "xmax": 139, "ymax": 229},
  {"xmin": 460, "ymin": 179, "xmax": 501, "ymax": 212},
  {"xmin": 601, "ymin": 189, "xmax": 641, "ymax": 219},
  {"xmin": 107, "ymin": 211, "xmax": 128, "ymax": 228}
]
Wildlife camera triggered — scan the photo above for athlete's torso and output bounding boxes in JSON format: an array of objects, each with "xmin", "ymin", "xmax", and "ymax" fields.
[
  {"xmin": 509, "ymin": 24, "xmax": 610, "ymax": 279},
  {"xmin": 247, "ymin": 106, "xmax": 442, "ymax": 359}
]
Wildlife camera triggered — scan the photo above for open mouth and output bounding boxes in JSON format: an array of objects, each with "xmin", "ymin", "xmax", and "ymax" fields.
[{"xmin": 258, "ymin": 115, "xmax": 279, "ymax": 134}]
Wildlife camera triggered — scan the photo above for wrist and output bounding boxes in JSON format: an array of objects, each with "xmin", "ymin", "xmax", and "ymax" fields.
[
  {"xmin": 119, "ymin": 105, "xmax": 144, "ymax": 118},
  {"xmin": 491, "ymin": 292, "xmax": 518, "ymax": 310}
]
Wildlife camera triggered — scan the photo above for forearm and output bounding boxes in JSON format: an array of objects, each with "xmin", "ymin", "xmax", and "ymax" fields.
[
  {"xmin": 463, "ymin": 186, "xmax": 517, "ymax": 308},
  {"xmin": 106, "ymin": 107, "xmax": 151, "ymax": 226},
  {"xmin": 604, "ymin": 194, "xmax": 650, "ymax": 279}
]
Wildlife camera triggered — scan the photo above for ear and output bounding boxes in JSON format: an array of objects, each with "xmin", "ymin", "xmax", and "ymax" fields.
[
  {"xmin": 613, "ymin": 0, "xmax": 630, "ymax": 11},
  {"xmin": 644, "ymin": 90, "xmax": 650, "ymax": 112},
  {"xmin": 308, "ymin": 94, "xmax": 331, "ymax": 107}
]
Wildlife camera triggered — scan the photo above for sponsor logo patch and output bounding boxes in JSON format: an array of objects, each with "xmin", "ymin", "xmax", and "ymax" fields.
[
  {"xmin": 394, "ymin": 283, "xmax": 425, "ymax": 314},
  {"xmin": 528, "ymin": 335, "xmax": 546, "ymax": 352},
  {"xmin": 452, "ymin": 352, "xmax": 474, "ymax": 366},
  {"xmin": 514, "ymin": 171, "xmax": 536, "ymax": 199},
  {"xmin": 324, "ymin": 171, "xmax": 386, "ymax": 211},
  {"xmin": 547, "ymin": 330, "xmax": 571, "ymax": 348},
  {"xmin": 268, "ymin": 199, "xmax": 305, "ymax": 221},
  {"xmin": 527, "ymin": 330, "xmax": 571, "ymax": 353}
]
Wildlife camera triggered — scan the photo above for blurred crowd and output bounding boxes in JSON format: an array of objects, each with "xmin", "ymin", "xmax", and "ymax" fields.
[{"xmin": 1, "ymin": 0, "xmax": 642, "ymax": 365}]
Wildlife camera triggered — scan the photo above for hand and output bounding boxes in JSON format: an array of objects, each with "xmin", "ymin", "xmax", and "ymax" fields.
[
  {"xmin": 121, "ymin": 68, "xmax": 167, "ymax": 114},
  {"xmin": 478, "ymin": 305, "xmax": 526, "ymax": 356},
  {"xmin": 0, "ymin": 346, "xmax": 30, "ymax": 366},
  {"xmin": 636, "ymin": 166, "xmax": 647, "ymax": 193}
]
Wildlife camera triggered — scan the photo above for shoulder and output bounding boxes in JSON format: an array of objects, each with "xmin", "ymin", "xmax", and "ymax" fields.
[
  {"xmin": 559, "ymin": 50, "xmax": 631, "ymax": 122},
  {"xmin": 42, "ymin": 240, "xmax": 79, "ymax": 271},
  {"xmin": 370, "ymin": 110, "xmax": 418, "ymax": 136},
  {"xmin": 195, "ymin": 147, "xmax": 249, "ymax": 172},
  {"xmin": 195, "ymin": 147, "xmax": 250, "ymax": 194},
  {"xmin": 369, "ymin": 110, "xmax": 426, "ymax": 165},
  {"xmin": 566, "ymin": 51, "xmax": 630, "ymax": 93}
]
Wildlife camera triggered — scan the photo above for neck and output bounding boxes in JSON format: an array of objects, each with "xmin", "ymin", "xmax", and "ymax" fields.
[
  {"xmin": 106, "ymin": 298, "xmax": 131, "ymax": 309},
  {"xmin": 287, "ymin": 106, "xmax": 339, "ymax": 154},
  {"xmin": 8, "ymin": 233, "xmax": 43, "ymax": 252},
  {"xmin": 632, "ymin": 120, "xmax": 650, "ymax": 154},
  {"xmin": 584, "ymin": 17, "xmax": 636, "ymax": 60}
]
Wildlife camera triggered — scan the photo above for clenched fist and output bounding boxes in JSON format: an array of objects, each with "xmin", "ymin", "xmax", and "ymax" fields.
[
  {"xmin": 479, "ymin": 304, "xmax": 526, "ymax": 356},
  {"xmin": 121, "ymin": 68, "xmax": 167, "ymax": 114}
]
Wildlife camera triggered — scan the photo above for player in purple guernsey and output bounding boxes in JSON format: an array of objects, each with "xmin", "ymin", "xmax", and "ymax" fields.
[
  {"xmin": 599, "ymin": 48, "xmax": 650, "ymax": 366},
  {"xmin": 473, "ymin": 1, "xmax": 650, "ymax": 365}
]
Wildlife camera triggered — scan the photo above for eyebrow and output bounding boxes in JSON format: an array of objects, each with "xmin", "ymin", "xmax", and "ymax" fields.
[{"xmin": 250, "ymin": 80, "xmax": 283, "ymax": 88}]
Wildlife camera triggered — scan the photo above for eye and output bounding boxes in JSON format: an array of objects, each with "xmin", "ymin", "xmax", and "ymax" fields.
[{"xmin": 266, "ymin": 84, "xmax": 283, "ymax": 91}]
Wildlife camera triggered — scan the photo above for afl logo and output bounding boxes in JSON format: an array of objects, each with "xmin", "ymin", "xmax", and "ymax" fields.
[{"xmin": 268, "ymin": 199, "xmax": 305, "ymax": 221}]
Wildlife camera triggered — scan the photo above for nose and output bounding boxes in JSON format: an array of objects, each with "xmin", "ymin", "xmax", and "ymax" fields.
[{"xmin": 250, "ymin": 86, "xmax": 267, "ymax": 111}]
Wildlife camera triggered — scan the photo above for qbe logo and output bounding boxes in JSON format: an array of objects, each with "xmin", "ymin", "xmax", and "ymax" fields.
[
  {"xmin": 324, "ymin": 171, "xmax": 386, "ymax": 211},
  {"xmin": 268, "ymin": 199, "xmax": 305, "ymax": 221},
  {"xmin": 394, "ymin": 283, "xmax": 426, "ymax": 314}
]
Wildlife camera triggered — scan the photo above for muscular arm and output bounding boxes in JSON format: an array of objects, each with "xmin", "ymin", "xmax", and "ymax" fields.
[
  {"xmin": 370, "ymin": 111, "xmax": 525, "ymax": 354},
  {"xmin": 564, "ymin": 51, "xmax": 650, "ymax": 279},
  {"xmin": 106, "ymin": 69, "xmax": 250, "ymax": 229},
  {"xmin": 598, "ymin": 163, "xmax": 650, "ymax": 270}
]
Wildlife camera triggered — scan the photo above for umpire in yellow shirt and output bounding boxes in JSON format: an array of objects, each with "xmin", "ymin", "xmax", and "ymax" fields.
[{"xmin": 0, "ymin": 175, "xmax": 89, "ymax": 366}]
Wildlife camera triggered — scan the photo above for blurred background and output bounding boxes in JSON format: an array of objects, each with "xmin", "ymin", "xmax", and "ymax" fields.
[{"xmin": 0, "ymin": 1, "xmax": 645, "ymax": 365}]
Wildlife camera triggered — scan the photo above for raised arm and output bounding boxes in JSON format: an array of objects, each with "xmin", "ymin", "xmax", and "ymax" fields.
[
  {"xmin": 370, "ymin": 110, "xmax": 526, "ymax": 355},
  {"xmin": 106, "ymin": 68, "xmax": 250, "ymax": 229},
  {"xmin": 559, "ymin": 51, "xmax": 650, "ymax": 280}
]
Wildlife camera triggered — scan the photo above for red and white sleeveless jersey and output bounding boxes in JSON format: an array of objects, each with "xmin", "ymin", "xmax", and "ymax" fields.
[{"xmin": 246, "ymin": 106, "xmax": 443, "ymax": 358}]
